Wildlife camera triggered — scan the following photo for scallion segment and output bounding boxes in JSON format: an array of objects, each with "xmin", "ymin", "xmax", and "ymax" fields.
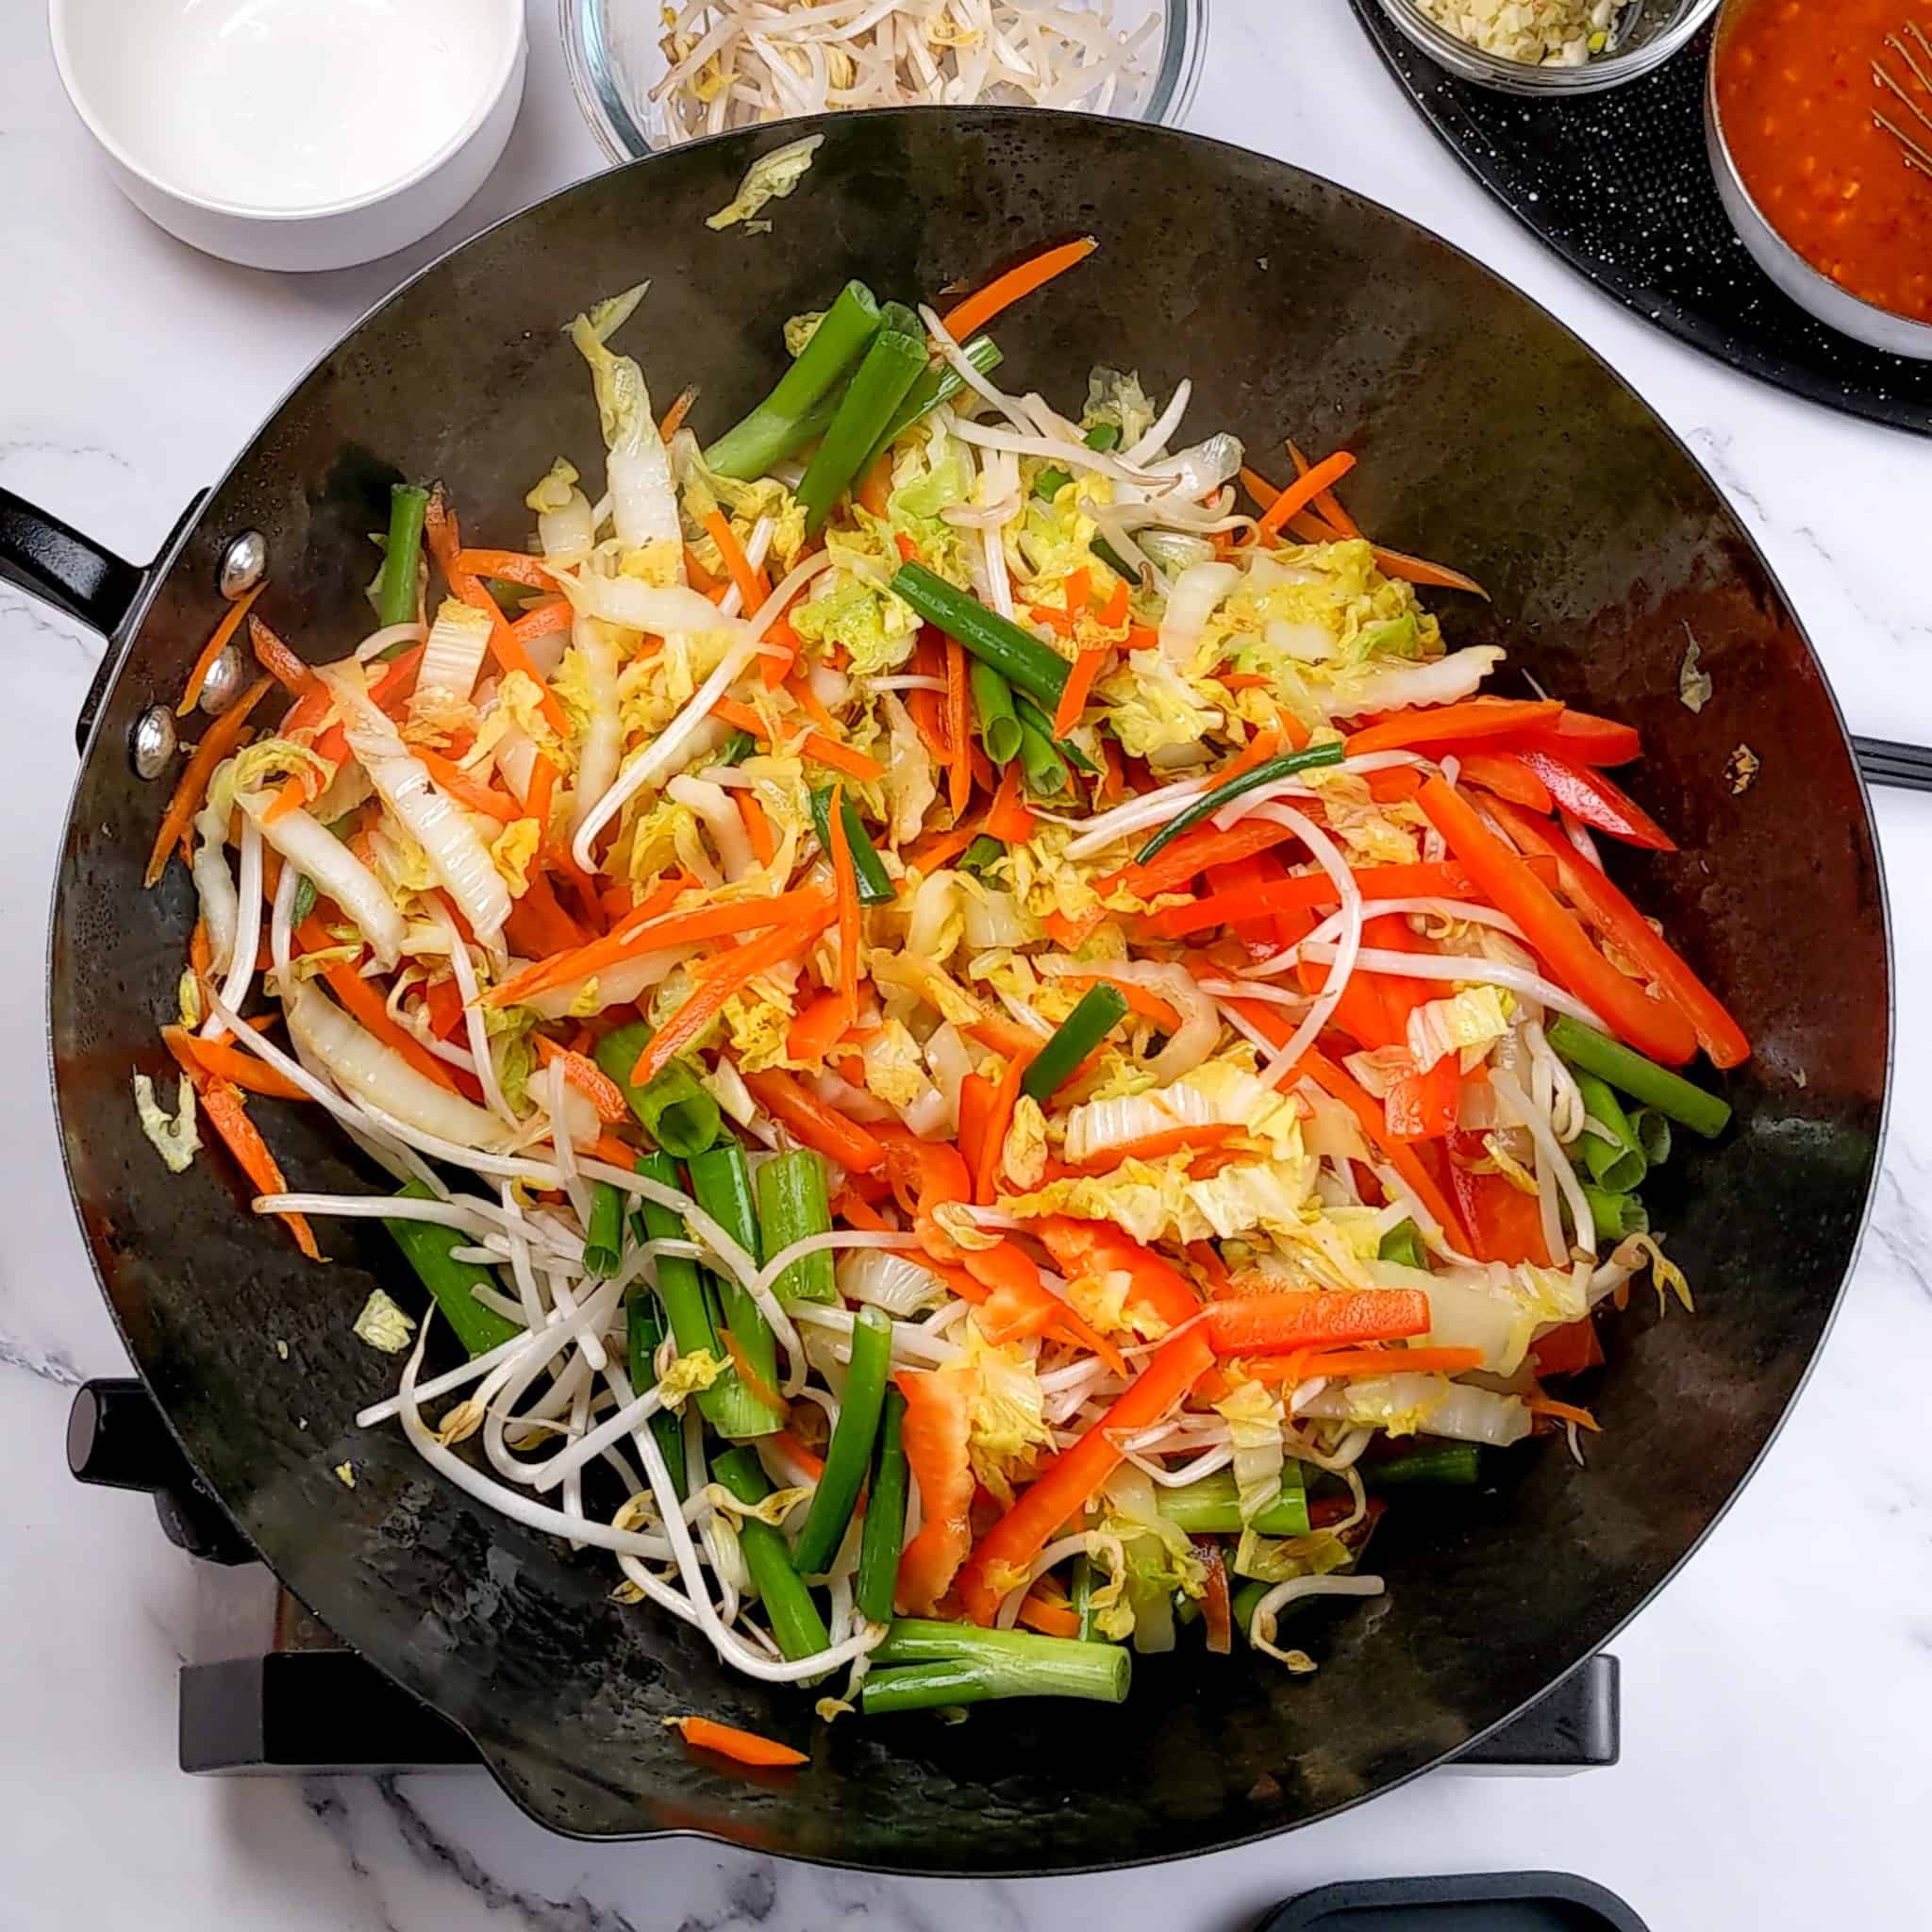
[
  {"xmin": 375, "ymin": 485, "xmax": 428, "ymax": 632},
  {"xmin": 970, "ymin": 660, "xmax": 1024, "ymax": 765},
  {"xmin": 855, "ymin": 1387, "xmax": 908, "ymax": 1625},
  {"xmin": 1231, "ymin": 1579, "xmax": 1270, "ymax": 1644},
  {"xmin": 958, "ymin": 835, "xmax": 1005, "ymax": 877},
  {"xmin": 624, "ymin": 1291, "xmax": 688, "ymax": 1501},
  {"xmin": 1011, "ymin": 691, "xmax": 1096, "ymax": 774},
  {"xmin": 1546, "ymin": 1015, "xmax": 1731, "ymax": 1139},
  {"xmin": 1022, "ymin": 983, "xmax": 1128, "ymax": 1103},
  {"xmin": 809, "ymin": 787, "xmax": 893, "ymax": 905},
  {"xmin": 1157, "ymin": 1464, "xmax": 1310, "ymax": 1538},
  {"xmin": 797, "ymin": 326, "xmax": 928, "ymax": 533},
  {"xmin": 862, "ymin": 335, "xmax": 1004, "ymax": 473},
  {"xmin": 1377, "ymin": 1220, "xmax": 1427, "ymax": 1270},
  {"xmin": 583, "ymin": 1181, "xmax": 626, "ymax": 1278},
  {"xmin": 755, "ymin": 1149, "xmax": 837, "ymax": 1306},
  {"xmin": 711, "ymin": 1446, "xmax": 828, "ymax": 1661},
  {"xmin": 791, "ymin": 1305, "xmax": 892, "ymax": 1575},
  {"xmin": 1133, "ymin": 742, "xmax": 1349, "ymax": 865},
  {"xmin": 687, "ymin": 1141, "xmax": 785, "ymax": 1438},
  {"xmin": 860, "ymin": 1620, "xmax": 1131, "ymax": 1712},
  {"xmin": 1573, "ymin": 1071, "xmax": 1646, "ymax": 1194},
  {"xmin": 890, "ymin": 560, "xmax": 1070, "ymax": 710},
  {"xmin": 594, "ymin": 1023, "xmax": 722, "ymax": 1158},
  {"xmin": 1368, "ymin": 1442, "xmax": 1483, "ymax": 1487},
  {"xmin": 382, "ymin": 1180, "xmax": 522, "ymax": 1357},
  {"xmin": 1582, "ymin": 1185, "xmax": 1649, "ymax": 1242},
  {"xmin": 1016, "ymin": 714, "xmax": 1071, "ymax": 799},
  {"xmin": 632, "ymin": 1153, "xmax": 747, "ymax": 1439},
  {"xmin": 705, "ymin": 281, "xmax": 883, "ymax": 479}
]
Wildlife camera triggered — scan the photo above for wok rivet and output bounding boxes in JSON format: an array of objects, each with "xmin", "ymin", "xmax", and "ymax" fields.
[
  {"xmin": 131, "ymin": 705, "xmax": 177, "ymax": 780},
  {"xmin": 197, "ymin": 641, "xmax": 248, "ymax": 715},
  {"xmin": 218, "ymin": 528, "xmax": 268, "ymax": 599}
]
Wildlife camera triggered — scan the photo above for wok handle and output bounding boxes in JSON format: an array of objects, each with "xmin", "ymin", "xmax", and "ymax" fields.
[
  {"xmin": 1853, "ymin": 736, "xmax": 1932, "ymax": 794},
  {"xmin": 0, "ymin": 486, "xmax": 144, "ymax": 636}
]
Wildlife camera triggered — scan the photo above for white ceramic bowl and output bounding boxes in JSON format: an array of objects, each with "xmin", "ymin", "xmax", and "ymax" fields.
[{"xmin": 49, "ymin": 0, "xmax": 527, "ymax": 273}]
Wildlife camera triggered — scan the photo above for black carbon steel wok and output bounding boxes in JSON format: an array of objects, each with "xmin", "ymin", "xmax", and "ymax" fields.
[{"xmin": 6, "ymin": 111, "xmax": 1890, "ymax": 1872}]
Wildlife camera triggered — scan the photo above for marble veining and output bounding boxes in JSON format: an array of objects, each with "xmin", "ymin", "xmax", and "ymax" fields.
[{"xmin": 1, "ymin": 2, "xmax": 1926, "ymax": 1928}]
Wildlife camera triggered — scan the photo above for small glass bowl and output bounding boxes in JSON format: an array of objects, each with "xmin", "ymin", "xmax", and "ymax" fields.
[
  {"xmin": 1370, "ymin": 0, "xmax": 1723, "ymax": 95},
  {"xmin": 560, "ymin": 0, "xmax": 1207, "ymax": 158}
]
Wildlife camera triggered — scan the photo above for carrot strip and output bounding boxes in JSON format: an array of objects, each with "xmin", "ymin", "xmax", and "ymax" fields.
[
  {"xmin": 1295, "ymin": 1345, "xmax": 1485, "ymax": 1379},
  {"xmin": 1255, "ymin": 451, "xmax": 1358, "ymax": 541},
  {"xmin": 1417, "ymin": 776, "xmax": 1697, "ymax": 1066},
  {"xmin": 974, "ymin": 1049, "xmax": 1031, "ymax": 1203},
  {"xmin": 669, "ymin": 1715, "xmax": 808, "ymax": 1770},
  {"xmin": 1371, "ymin": 545, "xmax": 1491, "ymax": 599},
  {"xmin": 161, "ymin": 1026, "xmax": 308, "ymax": 1103},
  {"xmin": 902, "ymin": 824, "xmax": 983, "ymax": 875},
  {"xmin": 510, "ymin": 599, "xmax": 574, "ymax": 645},
  {"xmin": 453, "ymin": 549, "xmax": 556, "ymax": 590},
  {"xmin": 787, "ymin": 672, "xmax": 841, "ymax": 738},
  {"xmin": 941, "ymin": 236, "xmax": 1097, "ymax": 340},
  {"xmin": 1346, "ymin": 699, "xmax": 1562, "ymax": 760},
  {"xmin": 415, "ymin": 748, "xmax": 522, "ymax": 822},
  {"xmin": 1203, "ymin": 1290, "xmax": 1429, "ymax": 1356},
  {"xmin": 955, "ymin": 1327, "xmax": 1214, "ymax": 1624},
  {"xmin": 738, "ymin": 790, "xmax": 775, "ymax": 867},
  {"xmin": 944, "ymin": 638, "xmax": 972, "ymax": 818},
  {"xmin": 1052, "ymin": 645, "xmax": 1106, "ymax": 739},
  {"xmin": 1527, "ymin": 1394, "xmax": 1603, "ymax": 1433},
  {"xmin": 1287, "ymin": 440, "xmax": 1361, "ymax": 539},
  {"xmin": 956, "ymin": 1072, "xmax": 994, "ymax": 1184},
  {"xmin": 741, "ymin": 1066, "xmax": 886, "ymax": 1174},
  {"xmin": 525, "ymin": 755, "xmax": 558, "ymax": 834},
  {"xmin": 177, "ymin": 584, "xmax": 267, "ymax": 716},
  {"xmin": 708, "ymin": 694, "xmax": 885, "ymax": 782},
  {"xmin": 857, "ymin": 452, "xmax": 893, "ymax": 518},
  {"xmin": 198, "ymin": 1079, "xmax": 321, "ymax": 1259},
  {"xmin": 1057, "ymin": 972, "xmax": 1182, "ymax": 1032},
  {"xmin": 827, "ymin": 780, "xmax": 861, "ymax": 1025},
  {"xmin": 1015, "ymin": 1591, "xmax": 1083, "ymax": 1641},
  {"xmin": 533, "ymin": 1036, "xmax": 627, "ymax": 1123},
  {"xmin": 982, "ymin": 761, "xmax": 1037, "ymax": 843},
  {"xmin": 785, "ymin": 990, "xmax": 851, "ymax": 1062},
  {"xmin": 895, "ymin": 1366, "xmax": 980, "ymax": 1615},
  {"xmin": 144, "ymin": 677, "xmax": 274, "ymax": 888},
  {"xmin": 657, "ymin": 386, "xmax": 698, "ymax": 442},
  {"xmin": 247, "ymin": 614, "xmax": 317, "ymax": 697},
  {"xmin": 702, "ymin": 509, "xmax": 766, "ymax": 611},
  {"xmin": 1067, "ymin": 1124, "xmax": 1240, "ymax": 1175}
]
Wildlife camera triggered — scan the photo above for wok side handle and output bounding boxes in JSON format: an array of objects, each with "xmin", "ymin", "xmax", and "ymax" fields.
[
  {"xmin": 0, "ymin": 486, "xmax": 144, "ymax": 637},
  {"xmin": 1853, "ymin": 736, "xmax": 1932, "ymax": 794}
]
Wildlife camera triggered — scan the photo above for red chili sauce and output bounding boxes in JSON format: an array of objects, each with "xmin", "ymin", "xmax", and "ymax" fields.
[{"xmin": 1717, "ymin": 0, "xmax": 1932, "ymax": 325}]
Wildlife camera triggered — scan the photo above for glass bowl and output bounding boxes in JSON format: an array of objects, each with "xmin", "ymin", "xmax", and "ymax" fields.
[
  {"xmin": 560, "ymin": 0, "xmax": 1207, "ymax": 158},
  {"xmin": 1370, "ymin": 0, "xmax": 1722, "ymax": 94}
]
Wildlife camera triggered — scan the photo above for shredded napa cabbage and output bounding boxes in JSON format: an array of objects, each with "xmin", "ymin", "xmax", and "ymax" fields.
[
  {"xmin": 132, "ymin": 1073, "xmax": 199, "ymax": 1173},
  {"xmin": 353, "ymin": 1289, "xmax": 417, "ymax": 1355}
]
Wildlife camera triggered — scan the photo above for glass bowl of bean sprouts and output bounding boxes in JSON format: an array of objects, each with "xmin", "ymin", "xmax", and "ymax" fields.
[{"xmin": 560, "ymin": 0, "xmax": 1207, "ymax": 158}]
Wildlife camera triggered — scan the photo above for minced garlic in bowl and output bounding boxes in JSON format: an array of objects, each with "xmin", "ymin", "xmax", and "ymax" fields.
[{"xmin": 1412, "ymin": 0, "xmax": 1616, "ymax": 67}]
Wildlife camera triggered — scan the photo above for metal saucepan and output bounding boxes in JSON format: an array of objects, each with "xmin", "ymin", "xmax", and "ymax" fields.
[{"xmin": 3, "ymin": 110, "xmax": 1891, "ymax": 1871}]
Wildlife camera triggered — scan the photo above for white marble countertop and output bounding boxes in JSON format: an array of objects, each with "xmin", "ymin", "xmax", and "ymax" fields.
[{"xmin": 3, "ymin": 3, "xmax": 1927, "ymax": 1927}]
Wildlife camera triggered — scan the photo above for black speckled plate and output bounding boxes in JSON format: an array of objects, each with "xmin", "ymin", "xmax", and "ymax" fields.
[{"xmin": 1349, "ymin": 6, "xmax": 1932, "ymax": 435}]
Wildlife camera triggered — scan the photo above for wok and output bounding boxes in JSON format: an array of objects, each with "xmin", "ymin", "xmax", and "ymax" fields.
[{"xmin": 5, "ymin": 110, "xmax": 1889, "ymax": 1872}]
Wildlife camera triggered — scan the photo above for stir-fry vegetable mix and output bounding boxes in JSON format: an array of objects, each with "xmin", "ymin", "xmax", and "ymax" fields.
[{"xmin": 142, "ymin": 241, "xmax": 1740, "ymax": 1724}]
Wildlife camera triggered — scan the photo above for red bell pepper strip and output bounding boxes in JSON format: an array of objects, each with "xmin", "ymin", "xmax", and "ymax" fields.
[
  {"xmin": 1386, "ymin": 1057, "xmax": 1460, "ymax": 1140},
  {"xmin": 1146, "ymin": 861, "xmax": 1483, "ymax": 940},
  {"xmin": 1202, "ymin": 1290, "xmax": 1430, "ymax": 1356},
  {"xmin": 1447, "ymin": 1146, "xmax": 1553, "ymax": 1267},
  {"xmin": 1529, "ymin": 1315, "xmax": 1606, "ymax": 1378},
  {"xmin": 962, "ymin": 1239, "xmax": 1127, "ymax": 1374},
  {"xmin": 1345, "ymin": 698, "xmax": 1562, "ymax": 760},
  {"xmin": 1417, "ymin": 776, "xmax": 1697, "ymax": 1066},
  {"xmin": 1510, "ymin": 749, "xmax": 1676, "ymax": 852},
  {"xmin": 1490, "ymin": 709, "xmax": 1642, "ymax": 767},
  {"xmin": 955, "ymin": 1327, "xmax": 1214, "ymax": 1623},
  {"xmin": 1455, "ymin": 750, "xmax": 1553, "ymax": 813},
  {"xmin": 1482, "ymin": 796, "xmax": 1749, "ymax": 1069},
  {"xmin": 1197, "ymin": 1540, "xmax": 1234, "ymax": 1656},
  {"xmin": 893, "ymin": 1365, "xmax": 981, "ymax": 1617},
  {"xmin": 1034, "ymin": 1215, "xmax": 1202, "ymax": 1333}
]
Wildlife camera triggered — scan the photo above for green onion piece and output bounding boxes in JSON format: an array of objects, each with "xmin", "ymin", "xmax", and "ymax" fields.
[
  {"xmin": 890, "ymin": 560, "xmax": 1070, "ymax": 710},
  {"xmin": 1631, "ymin": 1107, "xmax": 1673, "ymax": 1168},
  {"xmin": 1083, "ymin": 424, "xmax": 1122, "ymax": 452},
  {"xmin": 375, "ymin": 485, "xmax": 428, "ymax": 632},
  {"xmin": 1377, "ymin": 1220, "xmax": 1427, "ymax": 1270},
  {"xmin": 624, "ymin": 1291, "xmax": 688, "ymax": 1502},
  {"xmin": 632, "ymin": 1153, "xmax": 747, "ymax": 1438},
  {"xmin": 291, "ymin": 874, "xmax": 317, "ymax": 927},
  {"xmin": 705, "ymin": 281, "xmax": 883, "ymax": 478},
  {"xmin": 687, "ymin": 1141, "xmax": 785, "ymax": 1438},
  {"xmin": 1015, "ymin": 714, "xmax": 1071, "ymax": 800},
  {"xmin": 862, "ymin": 335, "xmax": 1003, "ymax": 473},
  {"xmin": 583, "ymin": 1181, "xmax": 625, "ymax": 1278},
  {"xmin": 711, "ymin": 1446, "xmax": 829, "ymax": 1661},
  {"xmin": 1157, "ymin": 1463, "xmax": 1310, "ymax": 1538},
  {"xmin": 1134, "ymin": 742, "xmax": 1349, "ymax": 865},
  {"xmin": 1174, "ymin": 1591, "xmax": 1202, "ymax": 1629},
  {"xmin": 594, "ymin": 1024, "xmax": 722, "ymax": 1158},
  {"xmin": 855, "ymin": 1387, "xmax": 908, "ymax": 1625},
  {"xmin": 1011, "ymin": 692, "xmax": 1097, "ymax": 774},
  {"xmin": 382, "ymin": 1180, "xmax": 522, "ymax": 1357},
  {"xmin": 755, "ymin": 1149, "xmax": 837, "ymax": 1306},
  {"xmin": 1573, "ymin": 1071, "xmax": 1646, "ymax": 1194},
  {"xmin": 808, "ymin": 787, "xmax": 893, "ymax": 905},
  {"xmin": 970, "ymin": 660, "xmax": 1024, "ymax": 765},
  {"xmin": 958, "ymin": 835, "xmax": 1006, "ymax": 878},
  {"xmin": 1230, "ymin": 1578, "xmax": 1270, "ymax": 1644},
  {"xmin": 1022, "ymin": 983, "xmax": 1128, "ymax": 1103},
  {"xmin": 1582, "ymin": 1185, "xmax": 1649, "ymax": 1242},
  {"xmin": 715, "ymin": 727, "xmax": 758, "ymax": 767},
  {"xmin": 1368, "ymin": 1442, "xmax": 1482, "ymax": 1487},
  {"xmin": 861, "ymin": 1620, "xmax": 1131, "ymax": 1712},
  {"xmin": 1033, "ymin": 466, "xmax": 1073, "ymax": 502},
  {"xmin": 1545, "ymin": 1015, "xmax": 1732, "ymax": 1140},
  {"xmin": 796, "ymin": 327, "xmax": 928, "ymax": 534},
  {"xmin": 791, "ymin": 1305, "xmax": 892, "ymax": 1574},
  {"xmin": 1068, "ymin": 1553, "xmax": 1098, "ymax": 1641},
  {"xmin": 1091, "ymin": 535, "xmax": 1137, "ymax": 581}
]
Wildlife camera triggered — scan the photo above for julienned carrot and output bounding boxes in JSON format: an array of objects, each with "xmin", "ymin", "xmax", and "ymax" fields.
[
  {"xmin": 532, "ymin": 1036, "xmax": 627, "ymax": 1123},
  {"xmin": 786, "ymin": 989, "xmax": 850, "ymax": 1062},
  {"xmin": 198, "ymin": 1078, "xmax": 321, "ymax": 1260},
  {"xmin": 1293, "ymin": 1345, "xmax": 1485, "ymax": 1380},
  {"xmin": 485, "ymin": 887, "xmax": 823, "ymax": 1007},
  {"xmin": 1371, "ymin": 545, "xmax": 1491, "ymax": 599},
  {"xmin": 511, "ymin": 599, "xmax": 574, "ymax": 645},
  {"xmin": 941, "ymin": 235, "xmax": 1097, "ymax": 340},
  {"xmin": 701, "ymin": 509, "xmax": 766, "ymax": 612},
  {"xmin": 894, "ymin": 1364, "xmax": 980, "ymax": 1616},
  {"xmin": 974, "ymin": 1049, "xmax": 1032, "ymax": 1204},
  {"xmin": 708, "ymin": 694, "xmax": 885, "ymax": 783},
  {"xmin": 1255, "ymin": 451, "xmax": 1358, "ymax": 541},
  {"xmin": 1287, "ymin": 440, "xmax": 1361, "ymax": 539},
  {"xmin": 524, "ymin": 755, "xmax": 558, "ymax": 832},
  {"xmin": 144, "ymin": 676, "xmax": 275, "ymax": 888},
  {"xmin": 1147, "ymin": 861, "xmax": 1480, "ymax": 939},
  {"xmin": 741, "ymin": 1067, "xmax": 886, "ymax": 1174},
  {"xmin": 415, "ymin": 748, "xmax": 522, "ymax": 822},
  {"xmin": 956, "ymin": 1326, "xmax": 1214, "ymax": 1624},
  {"xmin": 161, "ymin": 1025, "xmax": 308, "ymax": 1103},
  {"xmin": 1067, "ymin": 1123, "xmax": 1240, "ymax": 1175},
  {"xmin": 1416, "ymin": 777, "xmax": 1697, "ymax": 1067},
  {"xmin": 298, "ymin": 921, "xmax": 465, "ymax": 1094},
  {"xmin": 1016, "ymin": 1591, "xmax": 1083, "ymax": 1641},
  {"xmin": 1483, "ymin": 795, "xmax": 1749, "ymax": 1069},
  {"xmin": 1202, "ymin": 1290, "xmax": 1430, "ymax": 1356},
  {"xmin": 1052, "ymin": 645, "xmax": 1106, "ymax": 739},
  {"xmin": 739, "ymin": 791, "xmax": 775, "ymax": 867},
  {"xmin": 423, "ymin": 488, "xmax": 569, "ymax": 735},
  {"xmin": 828, "ymin": 780, "xmax": 861, "ymax": 1025},
  {"xmin": 1346, "ymin": 700, "xmax": 1563, "ymax": 760},
  {"xmin": 1056, "ymin": 973, "xmax": 1182, "ymax": 1032},
  {"xmin": 630, "ymin": 896, "xmax": 836, "ymax": 1089},
  {"xmin": 956, "ymin": 1071, "xmax": 994, "ymax": 1183},
  {"xmin": 248, "ymin": 614, "xmax": 317, "ymax": 697},
  {"xmin": 983, "ymin": 761, "xmax": 1037, "ymax": 842},
  {"xmin": 1527, "ymin": 1394, "xmax": 1602, "ymax": 1433},
  {"xmin": 668, "ymin": 1715, "xmax": 808, "ymax": 1770},
  {"xmin": 945, "ymin": 638, "xmax": 972, "ymax": 818},
  {"xmin": 902, "ymin": 823, "xmax": 984, "ymax": 876},
  {"xmin": 177, "ymin": 583, "xmax": 267, "ymax": 716},
  {"xmin": 453, "ymin": 549, "xmax": 556, "ymax": 590}
]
